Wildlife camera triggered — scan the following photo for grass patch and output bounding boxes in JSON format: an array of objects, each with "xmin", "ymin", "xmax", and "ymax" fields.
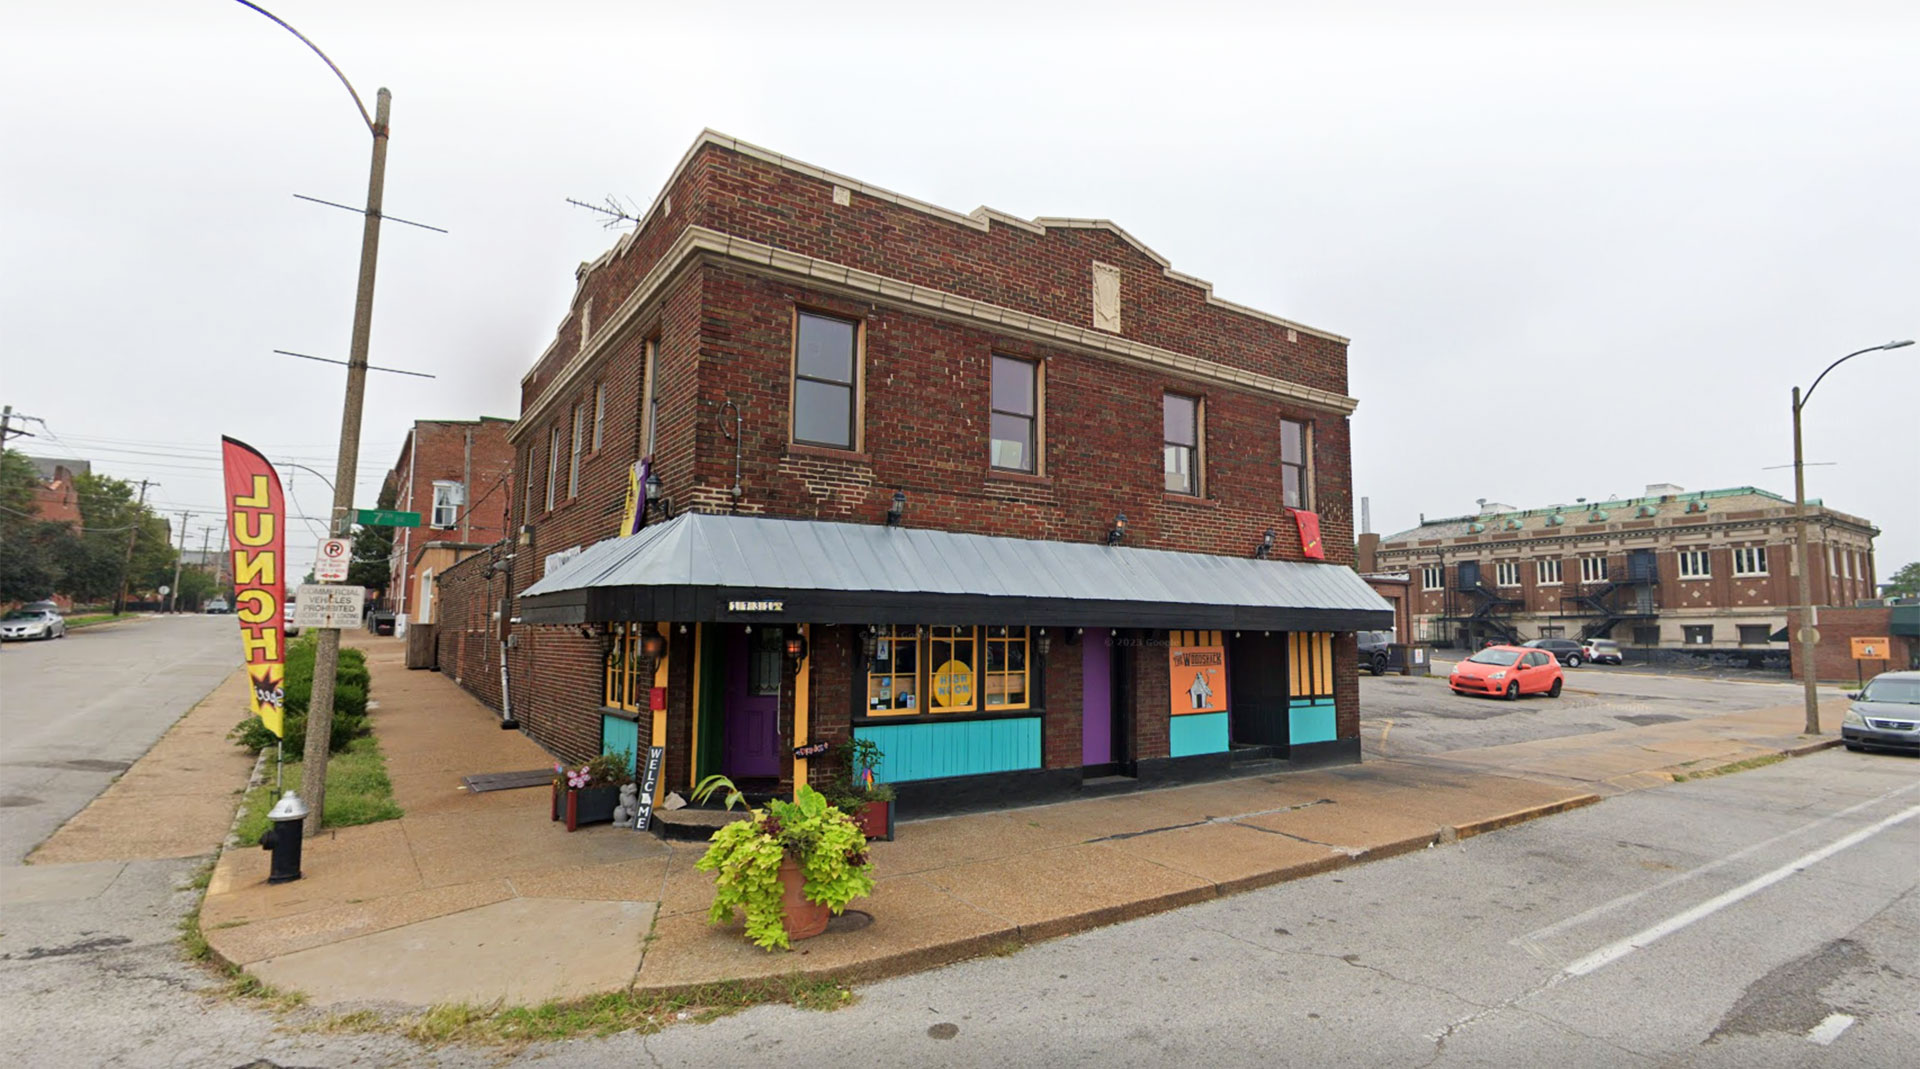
[
  {"xmin": 1672, "ymin": 752, "xmax": 1787, "ymax": 782},
  {"xmin": 234, "ymin": 734, "xmax": 403, "ymax": 845},
  {"xmin": 65, "ymin": 612, "xmax": 131, "ymax": 628},
  {"xmin": 301, "ymin": 977, "xmax": 856, "ymax": 1050}
]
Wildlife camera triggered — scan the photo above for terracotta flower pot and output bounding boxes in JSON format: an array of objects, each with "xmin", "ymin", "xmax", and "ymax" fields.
[
  {"xmin": 778, "ymin": 856, "xmax": 831, "ymax": 941},
  {"xmin": 849, "ymin": 800, "xmax": 893, "ymax": 841}
]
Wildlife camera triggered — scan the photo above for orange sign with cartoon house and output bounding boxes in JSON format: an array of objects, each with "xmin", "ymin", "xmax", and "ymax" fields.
[{"xmin": 1168, "ymin": 630, "xmax": 1229, "ymax": 716}]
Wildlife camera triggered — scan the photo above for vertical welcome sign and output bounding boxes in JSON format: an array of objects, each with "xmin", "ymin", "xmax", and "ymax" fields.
[{"xmin": 222, "ymin": 437, "xmax": 287, "ymax": 738}]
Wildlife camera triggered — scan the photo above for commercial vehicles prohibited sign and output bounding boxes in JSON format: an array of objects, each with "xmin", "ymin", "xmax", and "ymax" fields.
[
  {"xmin": 294, "ymin": 584, "xmax": 366, "ymax": 629},
  {"xmin": 315, "ymin": 538, "xmax": 353, "ymax": 582}
]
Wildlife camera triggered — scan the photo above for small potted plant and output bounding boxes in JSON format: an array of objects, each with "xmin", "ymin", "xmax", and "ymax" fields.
[
  {"xmin": 691, "ymin": 775, "xmax": 875, "ymax": 951},
  {"xmin": 826, "ymin": 736, "xmax": 896, "ymax": 841},
  {"xmin": 551, "ymin": 751, "xmax": 632, "ymax": 831}
]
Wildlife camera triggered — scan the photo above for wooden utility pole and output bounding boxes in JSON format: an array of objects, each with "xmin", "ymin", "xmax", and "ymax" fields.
[
  {"xmin": 114, "ymin": 479, "xmax": 155, "ymax": 615},
  {"xmin": 167, "ymin": 511, "xmax": 190, "ymax": 612},
  {"xmin": 302, "ymin": 87, "xmax": 391, "ymax": 835}
]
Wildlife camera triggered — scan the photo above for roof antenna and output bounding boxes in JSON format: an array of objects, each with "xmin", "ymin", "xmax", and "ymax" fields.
[{"xmin": 567, "ymin": 195, "xmax": 643, "ymax": 229}]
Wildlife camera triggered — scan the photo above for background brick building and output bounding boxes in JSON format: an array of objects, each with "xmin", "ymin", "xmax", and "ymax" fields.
[
  {"xmin": 380, "ymin": 417, "xmax": 515, "ymax": 630},
  {"xmin": 1375, "ymin": 483, "xmax": 1879, "ymax": 661}
]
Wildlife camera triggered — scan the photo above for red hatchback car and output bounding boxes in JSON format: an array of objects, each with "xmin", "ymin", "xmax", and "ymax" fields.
[{"xmin": 1449, "ymin": 645, "xmax": 1564, "ymax": 700}]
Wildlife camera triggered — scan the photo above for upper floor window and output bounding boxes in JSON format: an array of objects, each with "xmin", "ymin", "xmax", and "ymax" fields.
[
  {"xmin": 523, "ymin": 451, "xmax": 535, "ymax": 522},
  {"xmin": 1280, "ymin": 419, "xmax": 1309, "ymax": 508},
  {"xmin": 430, "ymin": 480, "xmax": 462, "ymax": 529},
  {"xmin": 1163, "ymin": 392, "xmax": 1201, "ymax": 495},
  {"xmin": 592, "ymin": 381, "xmax": 606, "ymax": 452},
  {"xmin": 1676, "ymin": 548, "xmax": 1710, "ymax": 579},
  {"xmin": 1495, "ymin": 561, "xmax": 1521, "ymax": 587},
  {"xmin": 544, "ymin": 425, "xmax": 561, "ymax": 512},
  {"xmin": 1536, "ymin": 558, "xmax": 1563, "ymax": 585},
  {"xmin": 990, "ymin": 355, "xmax": 1039, "ymax": 472},
  {"xmin": 793, "ymin": 311, "xmax": 859, "ymax": 450},
  {"xmin": 1422, "ymin": 564, "xmax": 1443, "ymax": 591},
  {"xmin": 640, "ymin": 340, "xmax": 659, "ymax": 458},
  {"xmin": 1733, "ymin": 546, "xmax": 1768, "ymax": 576},
  {"xmin": 1580, "ymin": 555, "xmax": 1609, "ymax": 583},
  {"xmin": 567, "ymin": 402, "xmax": 585, "ymax": 499}
]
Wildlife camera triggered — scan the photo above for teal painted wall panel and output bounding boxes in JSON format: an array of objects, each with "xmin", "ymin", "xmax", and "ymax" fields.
[
  {"xmin": 855, "ymin": 718, "xmax": 1041, "ymax": 783},
  {"xmin": 1170, "ymin": 712, "xmax": 1229, "ymax": 757},
  {"xmin": 1289, "ymin": 699, "xmax": 1337, "ymax": 745},
  {"xmin": 601, "ymin": 716, "xmax": 641, "ymax": 774}
]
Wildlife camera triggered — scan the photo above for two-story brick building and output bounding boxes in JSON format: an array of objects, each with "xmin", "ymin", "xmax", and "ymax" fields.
[
  {"xmin": 1375, "ymin": 483, "xmax": 1879, "ymax": 659},
  {"xmin": 380, "ymin": 417, "xmax": 515, "ymax": 631},
  {"xmin": 436, "ymin": 131, "xmax": 1389, "ymax": 815}
]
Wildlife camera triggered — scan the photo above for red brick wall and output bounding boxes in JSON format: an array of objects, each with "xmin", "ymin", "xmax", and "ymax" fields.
[
  {"xmin": 1043, "ymin": 634, "xmax": 1084, "ymax": 769},
  {"xmin": 1788, "ymin": 607, "xmax": 1918, "ymax": 682},
  {"xmin": 1128, "ymin": 630, "xmax": 1172, "ymax": 761},
  {"xmin": 386, "ymin": 418, "xmax": 516, "ymax": 617}
]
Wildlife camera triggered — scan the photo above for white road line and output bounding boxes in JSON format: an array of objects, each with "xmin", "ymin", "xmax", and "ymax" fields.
[
  {"xmin": 1518, "ymin": 778, "xmax": 1920, "ymax": 948},
  {"xmin": 1562, "ymin": 804, "xmax": 1920, "ymax": 977},
  {"xmin": 1807, "ymin": 1013, "xmax": 1855, "ymax": 1046}
]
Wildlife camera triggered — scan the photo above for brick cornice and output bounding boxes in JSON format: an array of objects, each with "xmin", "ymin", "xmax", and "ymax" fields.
[{"xmin": 513, "ymin": 224, "xmax": 1360, "ymax": 441}]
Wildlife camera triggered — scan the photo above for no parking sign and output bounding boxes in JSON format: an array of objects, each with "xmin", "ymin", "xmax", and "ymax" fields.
[{"xmin": 315, "ymin": 537, "xmax": 353, "ymax": 582}]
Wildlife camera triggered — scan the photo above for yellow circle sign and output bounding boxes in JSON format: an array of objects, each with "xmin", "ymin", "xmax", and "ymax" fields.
[{"xmin": 932, "ymin": 658, "xmax": 974, "ymax": 708}]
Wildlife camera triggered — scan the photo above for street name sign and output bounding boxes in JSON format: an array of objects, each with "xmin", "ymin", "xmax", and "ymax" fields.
[
  {"xmin": 315, "ymin": 538, "xmax": 353, "ymax": 582},
  {"xmin": 294, "ymin": 584, "xmax": 367, "ymax": 629},
  {"xmin": 357, "ymin": 509, "xmax": 421, "ymax": 527}
]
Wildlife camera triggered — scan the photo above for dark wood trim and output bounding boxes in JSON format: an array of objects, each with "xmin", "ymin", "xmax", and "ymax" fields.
[{"xmin": 852, "ymin": 709, "xmax": 1044, "ymax": 728}]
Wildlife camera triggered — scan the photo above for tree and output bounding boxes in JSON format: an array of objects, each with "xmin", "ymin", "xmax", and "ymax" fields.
[
  {"xmin": 70, "ymin": 472, "xmax": 175, "ymax": 606},
  {"xmin": 0, "ymin": 450, "xmax": 83, "ymax": 602},
  {"xmin": 346, "ymin": 479, "xmax": 397, "ymax": 592},
  {"xmin": 1887, "ymin": 561, "xmax": 1920, "ymax": 598}
]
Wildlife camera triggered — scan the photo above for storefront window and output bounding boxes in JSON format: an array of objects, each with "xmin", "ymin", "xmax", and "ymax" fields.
[
  {"xmin": 864, "ymin": 625, "xmax": 1031, "ymax": 717},
  {"xmin": 604, "ymin": 623, "xmax": 642, "ymax": 712},
  {"xmin": 867, "ymin": 625, "xmax": 920, "ymax": 714}
]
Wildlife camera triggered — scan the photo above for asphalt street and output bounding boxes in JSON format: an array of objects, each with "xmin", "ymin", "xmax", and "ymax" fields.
[
  {"xmin": 1357, "ymin": 660, "xmax": 1834, "ymax": 759},
  {"xmin": 632, "ymin": 749, "xmax": 1919, "ymax": 1068},
  {"xmin": 0, "ymin": 614, "xmax": 237, "ymax": 863}
]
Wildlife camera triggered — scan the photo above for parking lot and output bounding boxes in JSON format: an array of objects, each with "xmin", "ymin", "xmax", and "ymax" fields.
[{"xmin": 1359, "ymin": 658, "xmax": 1816, "ymax": 759}]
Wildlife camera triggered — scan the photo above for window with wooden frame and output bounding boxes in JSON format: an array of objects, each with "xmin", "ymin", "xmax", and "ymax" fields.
[
  {"xmin": 639, "ymin": 340, "xmax": 659, "ymax": 458},
  {"xmin": 1280, "ymin": 418, "xmax": 1309, "ymax": 508},
  {"xmin": 1732, "ymin": 546, "xmax": 1768, "ymax": 576},
  {"xmin": 863, "ymin": 625, "xmax": 1031, "ymax": 718},
  {"xmin": 522, "ymin": 450, "xmax": 536, "ymax": 522},
  {"xmin": 567, "ymin": 403, "xmax": 584, "ymax": 499},
  {"xmin": 545, "ymin": 425, "xmax": 561, "ymax": 512},
  {"xmin": 1676, "ymin": 548, "xmax": 1710, "ymax": 579},
  {"xmin": 1163, "ymin": 392, "xmax": 1201, "ymax": 494},
  {"xmin": 1536, "ymin": 558, "xmax": 1563, "ymax": 585},
  {"xmin": 1422, "ymin": 564, "xmax": 1443, "ymax": 590},
  {"xmin": 865, "ymin": 624, "xmax": 920, "ymax": 714},
  {"xmin": 990, "ymin": 356, "xmax": 1040, "ymax": 473},
  {"xmin": 1580, "ymin": 554, "xmax": 1609, "ymax": 583},
  {"xmin": 592, "ymin": 381, "xmax": 606, "ymax": 452},
  {"xmin": 1495, "ymin": 560, "xmax": 1521, "ymax": 587},
  {"xmin": 792, "ymin": 311, "xmax": 860, "ymax": 450},
  {"xmin": 603, "ymin": 623, "xmax": 642, "ymax": 712}
]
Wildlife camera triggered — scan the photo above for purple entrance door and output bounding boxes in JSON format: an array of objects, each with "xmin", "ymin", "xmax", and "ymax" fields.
[
  {"xmin": 1082, "ymin": 628, "xmax": 1114, "ymax": 765},
  {"xmin": 724, "ymin": 626, "xmax": 783, "ymax": 778}
]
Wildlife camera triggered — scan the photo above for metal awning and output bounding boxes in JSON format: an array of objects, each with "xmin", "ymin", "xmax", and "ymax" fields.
[{"xmin": 518, "ymin": 512, "xmax": 1394, "ymax": 631}]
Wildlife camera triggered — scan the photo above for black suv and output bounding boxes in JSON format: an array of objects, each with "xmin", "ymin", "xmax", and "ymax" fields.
[
  {"xmin": 1523, "ymin": 638, "xmax": 1585, "ymax": 667},
  {"xmin": 1357, "ymin": 630, "xmax": 1393, "ymax": 675}
]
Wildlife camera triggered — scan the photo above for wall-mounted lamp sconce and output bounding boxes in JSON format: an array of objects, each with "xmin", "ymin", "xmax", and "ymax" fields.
[
  {"xmin": 1035, "ymin": 628, "xmax": 1052, "ymax": 657},
  {"xmin": 784, "ymin": 631, "xmax": 810, "ymax": 662},
  {"xmin": 640, "ymin": 629, "xmax": 668, "ymax": 659},
  {"xmin": 886, "ymin": 490, "xmax": 906, "ymax": 527},
  {"xmin": 643, "ymin": 470, "xmax": 672, "ymax": 519},
  {"xmin": 1105, "ymin": 513, "xmax": 1127, "ymax": 545},
  {"xmin": 861, "ymin": 626, "xmax": 879, "ymax": 660},
  {"xmin": 1254, "ymin": 527, "xmax": 1275, "ymax": 559}
]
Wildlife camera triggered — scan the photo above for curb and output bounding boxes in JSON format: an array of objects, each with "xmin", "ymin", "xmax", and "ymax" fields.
[{"xmin": 1782, "ymin": 738, "xmax": 1842, "ymax": 758}]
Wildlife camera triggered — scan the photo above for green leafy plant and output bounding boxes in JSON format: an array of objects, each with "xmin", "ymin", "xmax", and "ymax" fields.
[
  {"xmin": 823, "ymin": 736, "xmax": 895, "ymax": 809},
  {"xmin": 692, "ymin": 779, "xmax": 874, "ymax": 951},
  {"xmin": 227, "ymin": 638, "xmax": 371, "ymax": 754}
]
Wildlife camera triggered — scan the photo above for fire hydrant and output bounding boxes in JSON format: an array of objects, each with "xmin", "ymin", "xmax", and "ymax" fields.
[{"xmin": 258, "ymin": 790, "xmax": 309, "ymax": 884}]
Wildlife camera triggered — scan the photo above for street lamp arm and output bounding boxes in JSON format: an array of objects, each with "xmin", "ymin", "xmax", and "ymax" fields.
[
  {"xmin": 230, "ymin": 0, "xmax": 375, "ymax": 134},
  {"xmin": 1800, "ymin": 340, "xmax": 1916, "ymax": 410}
]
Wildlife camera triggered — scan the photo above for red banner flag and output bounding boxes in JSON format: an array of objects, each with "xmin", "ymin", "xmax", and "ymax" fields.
[
  {"xmin": 222, "ymin": 437, "xmax": 288, "ymax": 738},
  {"xmin": 1287, "ymin": 507, "xmax": 1326, "ymax": 560}
]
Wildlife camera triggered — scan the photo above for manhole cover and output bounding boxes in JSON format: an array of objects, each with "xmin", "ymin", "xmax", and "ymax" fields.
[{"xmin": 825, "ymin": 909, "xmax": 873, "ymax": 934}]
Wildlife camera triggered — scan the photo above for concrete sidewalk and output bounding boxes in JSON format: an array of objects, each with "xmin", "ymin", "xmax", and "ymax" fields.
[{"xmin": 197, "ymin": 636, "xmax": 1843, "ymax": 1010}]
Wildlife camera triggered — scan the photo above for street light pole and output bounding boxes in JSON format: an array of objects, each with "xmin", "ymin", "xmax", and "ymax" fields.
[{"xmin": 1792, "ymin": 339, "xmax": 1914, "ymax": 735}]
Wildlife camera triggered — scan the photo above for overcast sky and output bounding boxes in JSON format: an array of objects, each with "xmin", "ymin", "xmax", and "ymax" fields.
[{"xmin": 4, "ymin": 1, "xmax": 1916, "ymax": 581}]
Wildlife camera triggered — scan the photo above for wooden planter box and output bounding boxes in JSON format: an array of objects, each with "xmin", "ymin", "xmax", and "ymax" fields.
[
  {"xmin": 552, "ymin": 783, "xmax": 621, "ymax": 831},
  {"xmin": 849, "ymin": 799, "xmax": 893, "ymax": 842}
]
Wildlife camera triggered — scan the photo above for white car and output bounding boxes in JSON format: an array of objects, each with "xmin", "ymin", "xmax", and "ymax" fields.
[
  {"xmin": 1580, "ymin": 638, "xmax": 1624, "ymax": 665},
  {"xmin": 284, "ymin": 602, "xmax": 300, "ymax": 637},
  {"xmin": 1, "ymin": 608, "xmax": 67, "ymax": 641}
]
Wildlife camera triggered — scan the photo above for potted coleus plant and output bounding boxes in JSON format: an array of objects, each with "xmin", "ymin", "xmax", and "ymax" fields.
[
  {"xmin": 826, "ymin": 736, "xmax": 896, "ymax": 841},
  {"xmin": 691, "ymin": 775, "xmax": 875, "ymax": 950},
  {"xmin": 551, "ymin": 751, "xmax": 632, "ymax": 831}
]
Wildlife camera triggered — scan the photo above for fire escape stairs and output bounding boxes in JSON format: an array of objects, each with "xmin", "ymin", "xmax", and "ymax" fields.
[
  {"xmin": 1562, "ymin": 567, "xmax": 1660, "ymax": 641},
  {"xmin": 1461, "ymin": 581, "xmax": 1523, "ymax": 645}
]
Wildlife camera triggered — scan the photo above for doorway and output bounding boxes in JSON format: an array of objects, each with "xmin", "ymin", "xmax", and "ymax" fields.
[
  {"xmin": 1227, "ymin": 632, "xmax": 1289, "ymax": 755},
  {"xmin": 723, "ymin": 626, "xmax": 784, "ymax": 779},
  {"xmin": 1081, "ymin": 628, "xmax": 1133, "ymax": 774}
]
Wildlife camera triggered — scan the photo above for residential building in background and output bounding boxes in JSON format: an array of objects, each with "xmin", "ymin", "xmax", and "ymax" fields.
[
  {"xmin": 380, "ymin": 417, "xmax": 515, "ymax": 630},
  {"xmin": 1374, "ymin": 484, "xmax": 1879, "ymax": 661},
  {"xmin": 432, "ymin": 130, "xmax": 1388, "ymax": 816}
]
